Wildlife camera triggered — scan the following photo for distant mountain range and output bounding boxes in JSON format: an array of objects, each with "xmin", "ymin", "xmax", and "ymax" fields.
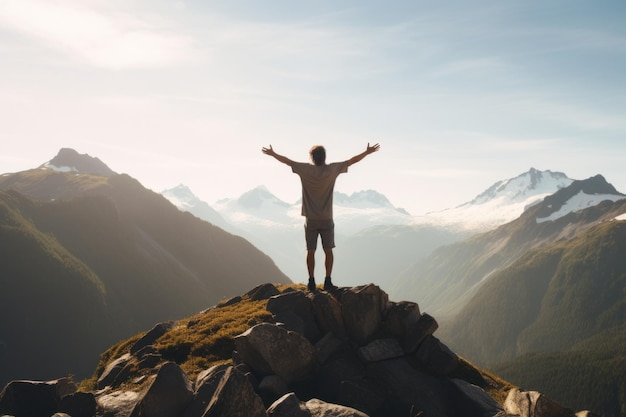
[
  {"xmin": 162, "ymin": 167, "xmax": 581, "ymax": 287},
  {"xmin": 0, "ymin": 148, "xmax": 289, "ymax": 387}
]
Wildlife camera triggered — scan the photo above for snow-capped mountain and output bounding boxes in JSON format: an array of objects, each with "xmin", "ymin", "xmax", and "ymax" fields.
[
  {"xmin": 161, "ymin": 185, "xmax": 233, "ymax": 232},
  {"xmin": 534, "ymin": 174, "xmax": 626, "ymax": 223},
  {"xmin": 414, "ymin": 168, "xmax": 574, "ymax": 231},
  {"xmin": 211, "ymin": 186, "xmax": 412, "ymax": 235},
  {"xmin": 40, "ymin": 148, "xmax": 116, "ymax": 176}
]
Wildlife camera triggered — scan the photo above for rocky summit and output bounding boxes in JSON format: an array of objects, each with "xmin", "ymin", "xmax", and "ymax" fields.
[{"xmin": 0, "ymin": 284, "xmax": 598, "ymax": 417}]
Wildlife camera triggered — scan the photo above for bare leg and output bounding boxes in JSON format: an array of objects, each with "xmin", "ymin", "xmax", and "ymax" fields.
[
  {"xmin": 323, "ymin": 248, "xmax": 334, "ymax": 278},
  {"xmin": 306, "ymin": 250, "xmax": 316, "ymax": 279}
]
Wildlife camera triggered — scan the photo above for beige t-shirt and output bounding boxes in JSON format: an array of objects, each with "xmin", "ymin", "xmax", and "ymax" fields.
[{"xmin": 292, "ymin": 161, "xmax": 349, "ymax": 220}]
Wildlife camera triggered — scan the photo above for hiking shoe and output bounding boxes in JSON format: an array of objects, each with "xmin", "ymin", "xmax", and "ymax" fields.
[
  {"xmin": 323, "ymin": 277, "xmax": 338, "ymax": 292},
  {"xmin": 307, "ymin": 277, "xmax": 317, "ymax": 292}
]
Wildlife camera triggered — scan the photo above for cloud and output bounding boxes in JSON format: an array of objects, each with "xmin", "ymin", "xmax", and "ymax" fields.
[{"xmin": 0, "ymin": 0, "xmax": 197, "ymax": 69}]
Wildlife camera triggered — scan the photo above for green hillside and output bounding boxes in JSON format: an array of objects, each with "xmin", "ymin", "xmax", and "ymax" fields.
[
  {"xmin": 0, "ymin": 190, "xmax": 113, "ymax": 384},
  {"xmin": 440, "ymin": 220, "xmax": 626, "ymax": 417},
  {"xmin": 492, "ymin": 330, "xmax": 626, "ymax": 417},
  {"xmin": 0, "ymin": 170, "xmax": 290, "ymax": 387}
]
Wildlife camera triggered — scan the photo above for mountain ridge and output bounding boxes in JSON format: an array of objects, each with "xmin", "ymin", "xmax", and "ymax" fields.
[{"xmin": 0, "ymin": 149, "xmax": 290, "ymax": 387}]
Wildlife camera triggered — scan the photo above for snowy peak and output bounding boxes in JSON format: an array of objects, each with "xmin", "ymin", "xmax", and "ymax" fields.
[
  {"xmin": 161, "ymin": 184, "xmax": 232, "ymax": 231},
  {"xmin": 162, "ymin": 184, "xmax": 198, "ymax": 209},
  {"xmin": 236, "ymin": 186, "xmax": 291, "ymax": 210},
  {"xmin": 535, "ymin": 175, "xmax": 626, "ymax": 223},
  {"xmin": 41, "ymin": 148, "xmax": 116, "ymax": 176},
  {"xmin": 471, "ymin": 167, "xmax": 572, "ymax": 205}
]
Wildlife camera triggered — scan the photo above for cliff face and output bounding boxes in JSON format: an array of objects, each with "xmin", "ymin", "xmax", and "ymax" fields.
[{"xmin": 0, "ymin": 283, "xmax": 596, "ymax": 417}]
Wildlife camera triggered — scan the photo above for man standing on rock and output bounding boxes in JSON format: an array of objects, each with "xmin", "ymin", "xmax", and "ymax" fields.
[{"xmin": 262, "ymin": 143, "xmax": 381, "ymax": 292}]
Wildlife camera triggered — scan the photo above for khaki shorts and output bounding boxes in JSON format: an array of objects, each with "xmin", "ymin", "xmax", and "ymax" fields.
[{"xmin": 304, "ymin": 218, "xmax": 335, "ymax": 250}]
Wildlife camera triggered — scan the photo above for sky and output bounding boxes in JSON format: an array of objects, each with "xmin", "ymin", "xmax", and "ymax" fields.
[{"xmin": 1, "ymin": 0, "xmax": 625, "ymax": 215}]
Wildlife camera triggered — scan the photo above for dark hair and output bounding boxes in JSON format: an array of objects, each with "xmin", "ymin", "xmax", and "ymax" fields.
[{"xmin": 309, "ymin": 145, "xmax": 326, "ymax": 166}]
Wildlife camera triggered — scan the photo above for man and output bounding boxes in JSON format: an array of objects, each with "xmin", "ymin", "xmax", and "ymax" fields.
[{"xmin": 262, "ymin": 143, "xmax": 381, "ymax": 292}]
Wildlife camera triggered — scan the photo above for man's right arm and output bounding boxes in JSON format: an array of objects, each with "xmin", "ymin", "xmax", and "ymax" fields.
[{"xmin": 262, "ymin": 145, "xmax": 295, "ymax": 167}]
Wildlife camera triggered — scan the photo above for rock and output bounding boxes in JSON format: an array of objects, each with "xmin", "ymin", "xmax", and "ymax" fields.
[
  {"xmin": 258, "ymin": 375, "xmax": 289, "ymax": 405},
  {"xmin": 201, "ymin": 366, "xmax": 266, "ymax": 417},
  {"xmin": 247, "ymin": 283, "xmax": 281, "ymax": 301},
  {"xmin": 217, "ymin": 295, "xmax": 242, "ymax": 307},
  {"xmin": 98, "ymin": 354, "xmax": 133, "ymax": 389},
  {"xmin": 311, "ymin": 291, "xmax": 346, "ymax": 339},
  {"xmin": 357, "ymin": 338, "xmax": 404, "ymax": 363},
  {"xmin": 382, "ymin": 301, "xmax": 421, "ymax": 341},
  {"xmin": 129, "ymin": 361, "xmax": 193, "ymax": 417},
  {"xmin": 0, "ymin": 378, "xmax": 76, "ymax": 417},
  {"xmin": 315, "ymin": 355, "xmax": 366, "ymax": 403},
  {"xmin": 366, "ymin": 358, "xmax": 456, "ymax": 417},
  {"xmin": 267, "ymin": 392, "xmax": 311, "ymax": 417},
  {"xmin": 305, "ymin": 398, "xmax": 370, "ymax": 417},
  {"xmin": 337, "ymin": 379, "xmax": 385, "ymax": 416},
  {"xmin": 194, "ymin": 363, "xmax": 231, "ymax": 392},
  {"xmin": 576, "ymin": 411, "xmax": 602, "ymax": 417},
  {"xmin": 450, "ymin": 379, "xmax": 504, "ymax": 417},
  {"xmin": 58, "ymin": 391, "xmax": 97, "ymax": 417},
  {"xmin": 403, "ymin": 313, "xmax": 438, "ymax": 353},
  {"xmin": 414, "ymin": 335, "xmax": 459, "ymax": 376},
  {"xmin": 341, "ymin": 285, "xmax": 388, "ymax": 345},
  {"xmin": 234, "ymin": 323, "xmax": 316, "ymax": 384},
  {"xmin": 314, "ymin": 332, "xmax": 345, "ymax": 365},
  {"xmin": 130, "ymin": 321, "xmax": 175, "ymax": 355},
  {"xmin": 184, "ymin": 364, "xmax": 230, "ymax": 417},
  {"xmin": 504, "ymin": 388, "xmax": 574, "ymax": 417},
  {"xmin": 96, "ymin": 389, "xmax": 141, "ymax": 417},
  {"xmin": 268, "ymin": 291, "xmax": 322, "ymax": 343}
]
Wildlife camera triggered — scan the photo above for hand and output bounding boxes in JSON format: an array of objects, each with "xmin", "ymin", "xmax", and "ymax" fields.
[
  {"xmin": 367, "ymin": 142, "xmax": 380, "ymax": 154},
  {"xmin": 262, "ymin": 145, "xmax": 275, "ymax": 156}
]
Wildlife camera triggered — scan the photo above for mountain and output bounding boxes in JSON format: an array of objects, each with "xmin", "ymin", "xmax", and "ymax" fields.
[
  {"xmin": 441, "ymin": 219, "xmax": 626, "ymax": 417},
  {"xmin": 0, "ymin": 148, "xmax": 289, "ymax": 387},
  {"xmin": 162, "ymin": 168, "xmax": 580, "ymax": 289},
  {"xmin": 413, "ymin": 168, "xmax": 573, "ymax": 231},
  {"xmin": 161, "ymin": 184, "xmax": 233, "ymax": 232},
  {"xmin": 391, "ymin": 175, "xmax": 626, "ymax": 318},
  {"xmin": 41, "ymin": 147, "xmax": 116, "ymax": 177}
]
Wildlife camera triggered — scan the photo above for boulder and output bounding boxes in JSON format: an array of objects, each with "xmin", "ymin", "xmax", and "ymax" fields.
[
  {"xmin": 267, "ymin": 392, "xmax": 311, "ymax": 417},
  {"xmin": 341, "ymin": 285, "xmax": 387, "ymax": 345},
  {"xmin": 268, "ymin": 291, "xmax": 322, "ymax": 343},
  {"xmin": 504, "ymin": 388, "xmax": 574, "ymax": 417},
  {"xmin": 184, "ymin": 364, "xmax": 231, "ymax": 417},
  {"xmin": 58, "ymin": 391, "xmax": 97, "ymax": 417},
  {"xmin": 366, "ymin": 358, "xmax": 456, "ymax": 417},
  {"xmin": 217, "ymin": 295, "xmax": 242, "ymax": 307},
  {"xmin": 201, "ymin": 366, "xmax": 266, "ymax": 417},
  {"xmin": 414, "ymin": 335, "xmax": 459, "ymax": 376},
  {"xmin": 247, "ymin": 283, "xmax": 281, "ymax": 301},
  {"xmin": 96, "ymin": 390, "xmax": 142, "ymax": 417},
  {"xmin": 403, "ymin": 313, "xmax": 438, "ymax": 353},
  {"xmin": 130, "ymin": 321, "xmax": 174, "ymax": 355},
  {"xmin": 357, "ymin": 338, "xmax": 404, "ymax": 363},
  {"xmin": 129, "ymin": 361, "xmax": 193, "ymax": 417},
  {"xmin": 0, "ymin": 378, "xmax": 76, "ymax": 417},
  {"xmin": 234, "ymin": 323, "xmax": 316, "ymax": 384},
  {"xmin": 98, "ymin": 354, "xmax": 132, "ymax": 389},
  {"xmin": 258, "ymin": 375, "xmax": 289, "ymax": 405},
  {"xmin": 305, "ymin": 398, "xmax": 370, "ymax": 417},
  {"xmin": 337, "ymin": 379, "xmax": 385, "ymax": 416},
  {"xmin": 382, "ymin": 301, "xmax": 421, "ymax": 341},
  {"xmin": 314, "ymin": 332, "xmax": 345, "ymax": 365},
  {"xmin": 450, "ymin": 379, "xmax": 504, "ymax": 417},
  {"xmin": 311, "ymin": 291, "xmax": 346, "ymax": 339}
]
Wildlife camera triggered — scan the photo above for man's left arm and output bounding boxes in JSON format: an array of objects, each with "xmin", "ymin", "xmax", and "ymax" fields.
[{"xmin": 347, "ymin": 142, "xmax": 380, "ymax": 166}]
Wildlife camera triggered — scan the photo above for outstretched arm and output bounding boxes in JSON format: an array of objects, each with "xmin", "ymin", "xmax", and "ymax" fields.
[
  {"xmin": 347, "ymin": 142, "xmax": 380, "ymax": 166},
  {"xmin": 262, "ymin": 145, "xmax": 295, "ymax": 167}
]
